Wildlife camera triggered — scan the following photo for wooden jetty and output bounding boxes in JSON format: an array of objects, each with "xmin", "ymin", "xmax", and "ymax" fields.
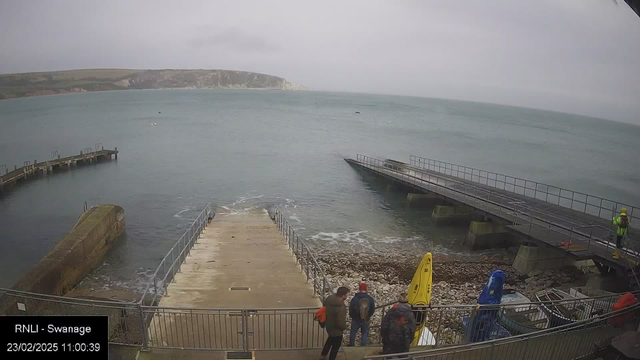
[{"xmin": 0, "ymin": 147, "xmax": 118, "ymax": 192}]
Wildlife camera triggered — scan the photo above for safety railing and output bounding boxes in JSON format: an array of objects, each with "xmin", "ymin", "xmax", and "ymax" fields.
[
  {"xmin": 273, "ymin": 206, "xmax": 334, "ymax": 299},
  {"xmin": 363, "ymin": 290, "xmax": 639, "ymax": 348},
  {"xmin": 142, "ymin": 305, "xmax": 328, "ymax": 351},
  {"xmin": 0, "ymin": 287, "xmax": 144, "ymax": 345},
  {"xmin": 139, "ymin": 204, "xmax": 213, "ymax": 307},
  {"xmin": 512, "ymin": 202, "xmax": 640, "ymax": 264},
  {"xmin": 364, "ymin": 302, "xmax": 640, "ymax": 360},
  {"xmin": 1, "ymin": 286, "xmax": 636, "ymax": 352},
  {"xmin": 355, "ymin": 154, "xmax": 640, "ymax": 266},
  {"xmin": 409, "ymin": 155, "xmax": 637, "ymax": 226}
]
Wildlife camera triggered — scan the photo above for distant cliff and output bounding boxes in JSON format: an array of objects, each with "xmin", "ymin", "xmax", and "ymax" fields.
[{"xmin": 0, "ymin": 69, "xmax": 309, "ymax": 99}]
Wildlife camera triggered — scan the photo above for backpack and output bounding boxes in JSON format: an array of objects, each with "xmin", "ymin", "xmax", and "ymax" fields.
[
  {"xmin": 620, "ymin": 216, "xmax": 629, "ymax": 229},
  {"xmin": 314, "ymin": 307, "xmax": 326, "ymax": 328},
  {"xmin": 358, "ymin": 297, "xmax": 371, "ymax": 321}
]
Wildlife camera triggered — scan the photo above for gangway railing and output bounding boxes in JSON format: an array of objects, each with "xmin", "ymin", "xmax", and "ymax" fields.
[
  {"xmin": 367, "ymin": 289, "xmax": 640, "ymax": 347},
  {"xmin": 409, "ymin": 155, "xmax": 637, "ymax": 225},
  {"xmin": 511, "ymin": 202, "xmax": 640, "ymax": 263},
  {"xmin": 139, "ymin": 203, "xmax": 213, "ymax": 306},
  {"xmin": 364, "ymin": 302, "xmax": 640, "ymax": 360},
  {"xmin": 354, "ymin": 155, "xmax": 640, "ymax": 265},
  {"xmin": 273, "ymin": 206, "xmax": 334, "ymax": 299},
  {"xmin": 1, "ymin": 279, "xmax": 637, "ymax": 351}
]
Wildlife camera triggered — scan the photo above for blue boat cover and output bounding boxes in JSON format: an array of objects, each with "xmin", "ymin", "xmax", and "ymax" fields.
[
  {"xmin": 478, "ymin": 270, "xmax": 505, "ymax": 305},
  {"xmin": 465, "ymin": 270, "xmax": 507, "ymax": 342},
  {"xmin": 462, "ymin": 316, "xmax": 511, "ymax": 341}
]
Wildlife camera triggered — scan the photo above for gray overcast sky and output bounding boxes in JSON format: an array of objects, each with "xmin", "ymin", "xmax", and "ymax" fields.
[{"xmin": 1, "ymin": 0, "xmax": 639, "ymax": 124}]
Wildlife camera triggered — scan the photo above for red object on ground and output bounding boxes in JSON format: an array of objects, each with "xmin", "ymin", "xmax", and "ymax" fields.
[{"xmin": 609, "ymin": 293, "xmax": 638, "ymax": 328}]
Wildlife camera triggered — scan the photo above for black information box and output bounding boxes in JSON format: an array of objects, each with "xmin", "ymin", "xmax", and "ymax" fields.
[{"xmin": 1, "ymin": 316, "xmax": 108, "ymax": 359}]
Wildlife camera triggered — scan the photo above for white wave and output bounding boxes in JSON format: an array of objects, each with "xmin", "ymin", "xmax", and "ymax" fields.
[
  {"xmin": 310, "ymin": 231, "xmax": 371, "ymax": 244},
  {"xmin": 381, "ymin": 235, "xmax": 425, "ymax": 244},
  {"xmin": 173, "ymin": 207, "xmax": 191, "ymax": 218},
  {"xmin": 229, "ymin": 194, "xmax": 264, "ymax": 207},
  {"xmin": 219, "ymin": 204, "xmax": 263, "ymax": 215},
  {"xmin": 284, "ymin": 198, "xmax": 298, "ymax": 208}
]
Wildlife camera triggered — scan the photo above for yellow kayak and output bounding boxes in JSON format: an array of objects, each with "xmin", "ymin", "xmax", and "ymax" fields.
[{"xmin": 408, "ymin": 252, "xmax": 434, "ymax": 346}]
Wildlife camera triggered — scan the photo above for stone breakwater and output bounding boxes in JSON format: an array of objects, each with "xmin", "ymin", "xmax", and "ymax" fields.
[{"xmin": 314, "ymin": 250, "xmax": 585, "ymax": 345}]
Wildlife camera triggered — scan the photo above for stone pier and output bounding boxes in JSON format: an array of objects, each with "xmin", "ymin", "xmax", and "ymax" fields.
[
  {"xmin": 431, "ymin": 205, "xmax": 474, "ymax": 225},
  {"xmin": 465, "ymin": 221, "xmax": 512, "ymax": 249},
  {"xmin": 512, "ymin": 244, "xmax": 575, "ymax": 274}
]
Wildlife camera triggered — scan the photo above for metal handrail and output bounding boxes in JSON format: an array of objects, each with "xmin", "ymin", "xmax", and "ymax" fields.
[
  {"xmin": 409, "ymin": 155, "xmax": 637, "ymax": 225},
  {"xmin": 371, "ymin": 289, "xmax": 640, "ymax": 312},
  {"xmin": 273, "ymin": 206, "xmax": 334, "ymax": 299},
  {"xmin": 2, "ymin": 284, "xmax": 634, "ymax": 313},
  {"xmin": 355, "ymin": 154, "xmax": 640, "ymax": 264},
  {"xmin": 397, "ymin": 158, "xmax": 629, "ymax": 242},
  {"xmin": 139, "ymin": 203, "xmax": 213, "ymax": 305},
  {"xmin": 0, "ymin": 286, "xmax": 138, "ymax": 307},
  {"xmin": 364, "ymin": 302, "xmax": 640, "ymax": 359}
]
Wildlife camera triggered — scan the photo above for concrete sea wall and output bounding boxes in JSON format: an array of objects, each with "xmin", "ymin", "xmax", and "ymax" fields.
[{"xmin": 1, "ymin": 204, "xmax": 125, "ymax": 314}]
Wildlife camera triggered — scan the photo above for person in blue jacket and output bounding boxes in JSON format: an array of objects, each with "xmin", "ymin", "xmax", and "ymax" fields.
[{"xmin": 348, "ymin": 282, "xmax": 375, "ymax": 346}]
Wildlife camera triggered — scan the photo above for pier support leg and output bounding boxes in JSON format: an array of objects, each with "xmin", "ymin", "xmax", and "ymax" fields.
[
  {"xmin": 431, "ymin": 205, "xmax": 474, "ymax": 225},
  {"xmin": 512, "ymin": 244, "xmax": 575, "ymax": 274},
  {"xmin": 464, "ymin": 221, "xmax": 513, "ymax": 249}
]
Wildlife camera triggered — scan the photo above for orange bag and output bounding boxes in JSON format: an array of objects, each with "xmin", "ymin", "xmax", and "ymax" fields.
[{"xmin": 314, "ymin": 307, "xmax": 326, "ymax": 328}]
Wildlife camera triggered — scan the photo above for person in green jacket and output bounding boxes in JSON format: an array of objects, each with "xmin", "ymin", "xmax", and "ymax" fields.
[
  {"xmin": 612, "ymin": 208, "xmax": 630, "ymax": 260},
  {"xmin": 320, "ymin": 286, "xmax": 349, "ymax": 360}
]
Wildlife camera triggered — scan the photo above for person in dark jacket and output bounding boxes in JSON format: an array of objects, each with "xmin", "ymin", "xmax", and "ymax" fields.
[
  {"xmin": 320, "ymin": 286, "xmax": 349, "ymax": 360},
  {"xmin": 348, "ymin": 282, "xmax": 375, "ymax": 346},
  {"xmin": 381, "ymin": 292, "xmax": 416, "ymax": 355}
]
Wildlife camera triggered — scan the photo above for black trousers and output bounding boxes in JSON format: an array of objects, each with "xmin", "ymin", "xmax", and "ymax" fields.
[
  {"xmin": 616, "ymin": 235, "xmax": 624, "ymax": 249},
  {"xmin": 321, "ymin": 335, "xmax": 343, "ymax": 360}
]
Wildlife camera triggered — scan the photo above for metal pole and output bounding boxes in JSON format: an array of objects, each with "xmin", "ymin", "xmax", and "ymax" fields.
[
  {"xmin": 242, "ymin": 309, "xmax": 249, "ymax": 352},
  {"xmin": 138, "ymin": 304, "xmax": 149, "ymax": 350},
  {"xmin": 153, "ymin": 277, "xmax": 158, "ymax": 298}
]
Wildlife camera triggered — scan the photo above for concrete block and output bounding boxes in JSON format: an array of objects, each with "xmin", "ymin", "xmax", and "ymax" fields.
[
  {"xmin": 431, "ymin": 205, "xmax": 473, "ymax": 225},
  {"xmin": 465, "ymin": 221, "xmax": 512, "ymax": 249},
  {"xmin": 512, "ymin": 244, "xmax": 574, "ymax": 274}
]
